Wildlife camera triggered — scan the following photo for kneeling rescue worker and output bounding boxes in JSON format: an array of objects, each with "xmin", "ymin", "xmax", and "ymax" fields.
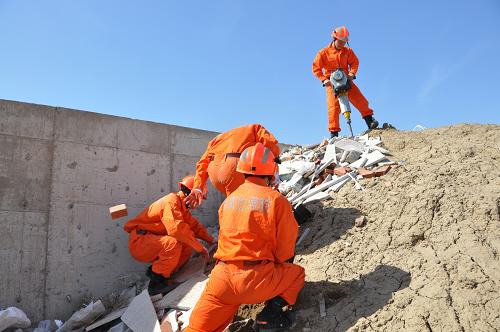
[
  {"xmin": 185, "ymin": 143, "xmax": 305, "ymax": 332},
  {"xmin": 123, "ymin": 175, "xmax": 214, "ymax": 296},
  {"xmin": 184, "ymin": 124, "xmax": 280, "ymax": 209}
]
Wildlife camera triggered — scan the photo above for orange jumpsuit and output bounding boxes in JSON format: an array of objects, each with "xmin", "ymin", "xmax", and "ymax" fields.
[
  {"xmin": 193, "ymin": 124, "xmax": 280, "ymax": 197},
  {"xmin": 185, "ymin": 177, "xmax": 305, "ymax": 332},
  {"xmin": 123, "ymin": 192, "xmax": 212, "ymax": 278},
  {"xmin": 312, "ymin": 43, "xmax": 374, "ymax": 133}
]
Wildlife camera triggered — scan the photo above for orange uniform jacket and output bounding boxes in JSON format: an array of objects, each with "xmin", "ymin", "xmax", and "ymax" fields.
[
  {"xmin": 123, "ymin": 192, "xmax": 211, "ymax": 252},
  {"xmin": 193, "ymin": 124, "xmax": 280, "ymax": 191},
  {"xmin": 214, "ymin": 177, "xmax": 298, "ymax": 263},
  {"xmin": 312, "ymin": 43, "xmax": 359, "ymax": 82}
]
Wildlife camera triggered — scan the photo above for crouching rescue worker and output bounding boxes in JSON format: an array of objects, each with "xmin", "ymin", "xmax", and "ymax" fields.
[
  {"xmin": 123, "ymin": 175, "xmax": 214, "ymax": 296},
  {"xmin": 312, "ymin": 25, "xmax": 379, "ymax": 138},
  {"xmin": 185, "ymin": 143, "xmax": 305, "ymax": 332},
  {"xmin": 184, "ymin": 124, "xmax": 280, "ymax": 209}
]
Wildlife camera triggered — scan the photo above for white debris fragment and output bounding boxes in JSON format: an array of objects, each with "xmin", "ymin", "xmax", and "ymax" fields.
[
  {"xmin": 121, "ymin": 290, "xmax": 161, "ymax": 332},
  {"xmin": 0, "ymin": 307, "xmax": 31, "ymax": 331},
  {"xmin": 57, "ymin": 301, "xmax": 105, "ymax": 332}
]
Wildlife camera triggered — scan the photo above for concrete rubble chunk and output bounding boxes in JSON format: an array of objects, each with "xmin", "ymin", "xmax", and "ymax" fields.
[
  {"xmin": 38, "ymin": 320, "xmax": 62, "ymax": 332},
  {"xmin": 355, "ymin": 216, "xmax": 367, "ymax": 227},
  {"xmin": 153, "ymin": 274, "xmax": 208, "ymax": 311},
  {"xmin": 322, "ymin": 144, "xmax": 337, "ymax": 164},
  {"xmin": 0, "ymin": 307, "xmax": 31, "ymax": 331},
  {"xmin": 335, "ymin": 138, "xmax": 366, "ymax": 153},
  {"xmin": 57, "ymin": 301, "xmax": 105, "ymax": 332},
  {"xmin": 121, "ymin": 290, "xmax": 161, "ymax": 332}
]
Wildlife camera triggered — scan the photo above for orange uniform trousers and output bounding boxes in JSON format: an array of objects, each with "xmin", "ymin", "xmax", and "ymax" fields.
[
  {"xmin": 128, "ymin": 230, "xmax": 193, "ymax": 278},
  {"xmin": 326, "ymin": 82, "xmax": 374, "ymax": 133},
  {"xmin": 207, "ymin": 155, "xmax": 244, "ymax": 196},
  {"xmin": 185, "ymin": 260, "xmax": 305, "ymax": 332}
]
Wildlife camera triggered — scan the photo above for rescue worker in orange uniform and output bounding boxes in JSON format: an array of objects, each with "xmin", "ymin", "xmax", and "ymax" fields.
[
  {"xmin": 185, "ymin": 143, "xmax": 305, "ymax": 332},
  {"xmin": 123, "ymin": 175, "xmax": 214, "ymax": 295},
  {"xmin": 184, "ymin": 124, "xmax": 280, "ymax": 209},
  {"xmin": 312, "ymin": 26, "xmax": 379, "ymax": 138}
]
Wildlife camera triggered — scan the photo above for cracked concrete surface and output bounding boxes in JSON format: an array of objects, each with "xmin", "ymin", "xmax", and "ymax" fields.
[{"xmin": 291, "ymin": 124, "xmax": 500, "ymax": 331}]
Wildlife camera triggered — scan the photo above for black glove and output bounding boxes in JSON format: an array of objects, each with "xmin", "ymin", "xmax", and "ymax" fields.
[{"xmin": 273, "ymin": 156, "xmax": 281, "ymax": 164}]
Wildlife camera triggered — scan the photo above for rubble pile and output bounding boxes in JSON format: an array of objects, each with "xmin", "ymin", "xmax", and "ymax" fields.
[{"xmin": 278, "ymin": 134, "xmax": 398, "ymax": 205}]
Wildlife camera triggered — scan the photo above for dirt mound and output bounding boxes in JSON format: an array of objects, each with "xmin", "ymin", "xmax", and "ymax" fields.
[{"xmin": 292, "ymin": 124, "xmax": 500, "ymax": 331}]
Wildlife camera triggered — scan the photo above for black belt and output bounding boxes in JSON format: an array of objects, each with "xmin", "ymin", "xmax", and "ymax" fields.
[{"xmin": 209, "ymin": 152, "xmax": 241, "ymax": 161}]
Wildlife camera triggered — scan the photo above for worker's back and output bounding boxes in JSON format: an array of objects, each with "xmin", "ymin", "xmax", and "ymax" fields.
[{"xmin": 214, "ymin": 177, "xmax": 298, "ymax": 263}]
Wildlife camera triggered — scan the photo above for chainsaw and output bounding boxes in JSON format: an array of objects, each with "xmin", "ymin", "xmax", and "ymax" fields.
[{"xmin": 330, "ymin": 68, "xmax": 354, "ymax": 137}]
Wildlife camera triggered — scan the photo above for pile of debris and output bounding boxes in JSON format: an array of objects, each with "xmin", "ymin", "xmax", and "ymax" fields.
[
  {"xmin": 278, "ymin": 134, "xmax": 398, "ymax": 206},
  {"xmin": 1, "ymin": 250, "xmax": 217, "ymax": 332}
]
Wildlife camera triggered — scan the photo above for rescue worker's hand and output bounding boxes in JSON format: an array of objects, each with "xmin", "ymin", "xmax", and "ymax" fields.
[
  {"xmin": 322, "ymin": 79, "xmax": 332, "ymax": 87},
  {"xmin": 347, "ymin": 73, "xmax": 356, "ymax": 81},
  {"xmin": 184, "ymin": 188, "xmax": 204, "ymax": 209}
]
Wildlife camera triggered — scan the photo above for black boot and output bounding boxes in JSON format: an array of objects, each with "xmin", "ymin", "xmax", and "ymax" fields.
[
  {"xmin": 363, "ymin": 115, "xmax": 379, "ymax": 130},
  {"xmin": 146, "ymin": 266, "xmax": 179, "ymax": 296},
  {"xmin": 330, "ymin": 131, "xmax": 339, "ymax": 138},
  {"xmin": 255, "ymin": 296, "xmax": 294, "ymax": 331}
]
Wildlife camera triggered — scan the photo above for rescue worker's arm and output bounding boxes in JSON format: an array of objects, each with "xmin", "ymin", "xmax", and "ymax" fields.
[
  {"xmin": 347, "ymin": 49, "xmax": 359, "ymax": 77},
  {"xmin": 312, "ymin": 51, "xmax": 328, "ymax": 82},
  {"xmin": 161, "ymin": 201, "xmax": 205, "ymax": 252},
  {"xmin": 254, "ymin": 125, "xmax": 281, "ymax": 157},
  {"xmin": 192, "ymin": 149, "xmax": 213, "ymax": 192},
  {"xmin": 273, "ymin": 196, "xmax": 299, "ymax": 263},
  {"xmin": 187, "ymin": 214, "xmax": 214, "ymax": 244}
]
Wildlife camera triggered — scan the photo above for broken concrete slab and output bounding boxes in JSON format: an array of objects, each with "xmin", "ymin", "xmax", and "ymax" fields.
[
  {"xmin": 335, "ymin": 138, "xmax": 366, "ymax": 153},
  {"xmin": 322, "ymin": 144, "xmax": 337, "ymax": 164},
  {"xmin": 0, "ymin": 307, "xmax": 31, "ymax": 331},
  {"xmin": 57, "ymin": 301, "xmax": 105, "ymax": 332},
  {"xmin": 121, "ymin": 290, "xmax": 161, "ymax": 332},
  {"xmin": 153, "ymin": 274, "xmax": 208, "ymax": 311},
  {"xmin": 303, "ymin": 191, "xmax": 330, "ymax": 204},
  {"xmin": 291, "ymin": 172, "xmax": 354, "ymax": 204},
  {"xmin": 84, "ymin": 307, "xmax": 127, "ymax": 331}
]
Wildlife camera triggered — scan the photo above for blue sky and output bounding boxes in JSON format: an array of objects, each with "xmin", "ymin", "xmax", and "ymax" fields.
[{"xmin": 1, "ymin": 0, "xmax": 499, "ymax": 144}]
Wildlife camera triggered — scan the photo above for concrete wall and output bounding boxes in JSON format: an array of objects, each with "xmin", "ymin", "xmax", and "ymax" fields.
[{"xmin": 0, "ymin": 99, "xmax": 223, "ymax": 321}]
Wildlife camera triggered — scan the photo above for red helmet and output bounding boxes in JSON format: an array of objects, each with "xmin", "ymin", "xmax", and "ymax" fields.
[
  {"xmin": 331, "ymin": 26, "xmax": 349, "ymax": 41},
  {"xmin": 237, "ymin": 143, "xmax": 277, "ymax": 176},
  {"xmin": 178, "ymin": 175, "xmax": 195, "ymax": 190}
]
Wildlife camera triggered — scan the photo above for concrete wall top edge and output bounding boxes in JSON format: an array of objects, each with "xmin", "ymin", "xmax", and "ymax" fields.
[{"xmin": 0, "ymin": 99, "xmax": 219, "ymax": 136}]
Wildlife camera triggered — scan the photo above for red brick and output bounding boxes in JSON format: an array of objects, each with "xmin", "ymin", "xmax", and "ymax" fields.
[
  {"xmin": 333, "ymin": 167, "xmax": 352, "ymax": 176},
  {"xmin": 358, "ymin": 168, "xmax": 376, "ymax": 178},
  {"xmin": 373, "ymin": 165, "xmax": 392, "ymax": 177},
  {"xmin": 109, "ymin": 204, "xmax": 128, "ymax": 219}
]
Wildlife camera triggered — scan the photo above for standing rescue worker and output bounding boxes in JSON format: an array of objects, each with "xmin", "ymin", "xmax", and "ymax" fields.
[
  {"xmin": 312, "ymin": 26, "xmax": 379, "ymax": 138},
  {"xmin": 185, "ymin": 143, "xmax": 305, "ymax": 332},
  {"xmin": 184, "ymin": 124, "xmax": 280, "ymax": 209},
  {"xmin": 123, "ymin": 175, "xmax": 214, "ymax": 295}
]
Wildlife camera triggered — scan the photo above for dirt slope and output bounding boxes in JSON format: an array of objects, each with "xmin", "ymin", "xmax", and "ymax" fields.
[{"xmin": 291, "ymin": 124, "xmax": 499, "ymax": 331}]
